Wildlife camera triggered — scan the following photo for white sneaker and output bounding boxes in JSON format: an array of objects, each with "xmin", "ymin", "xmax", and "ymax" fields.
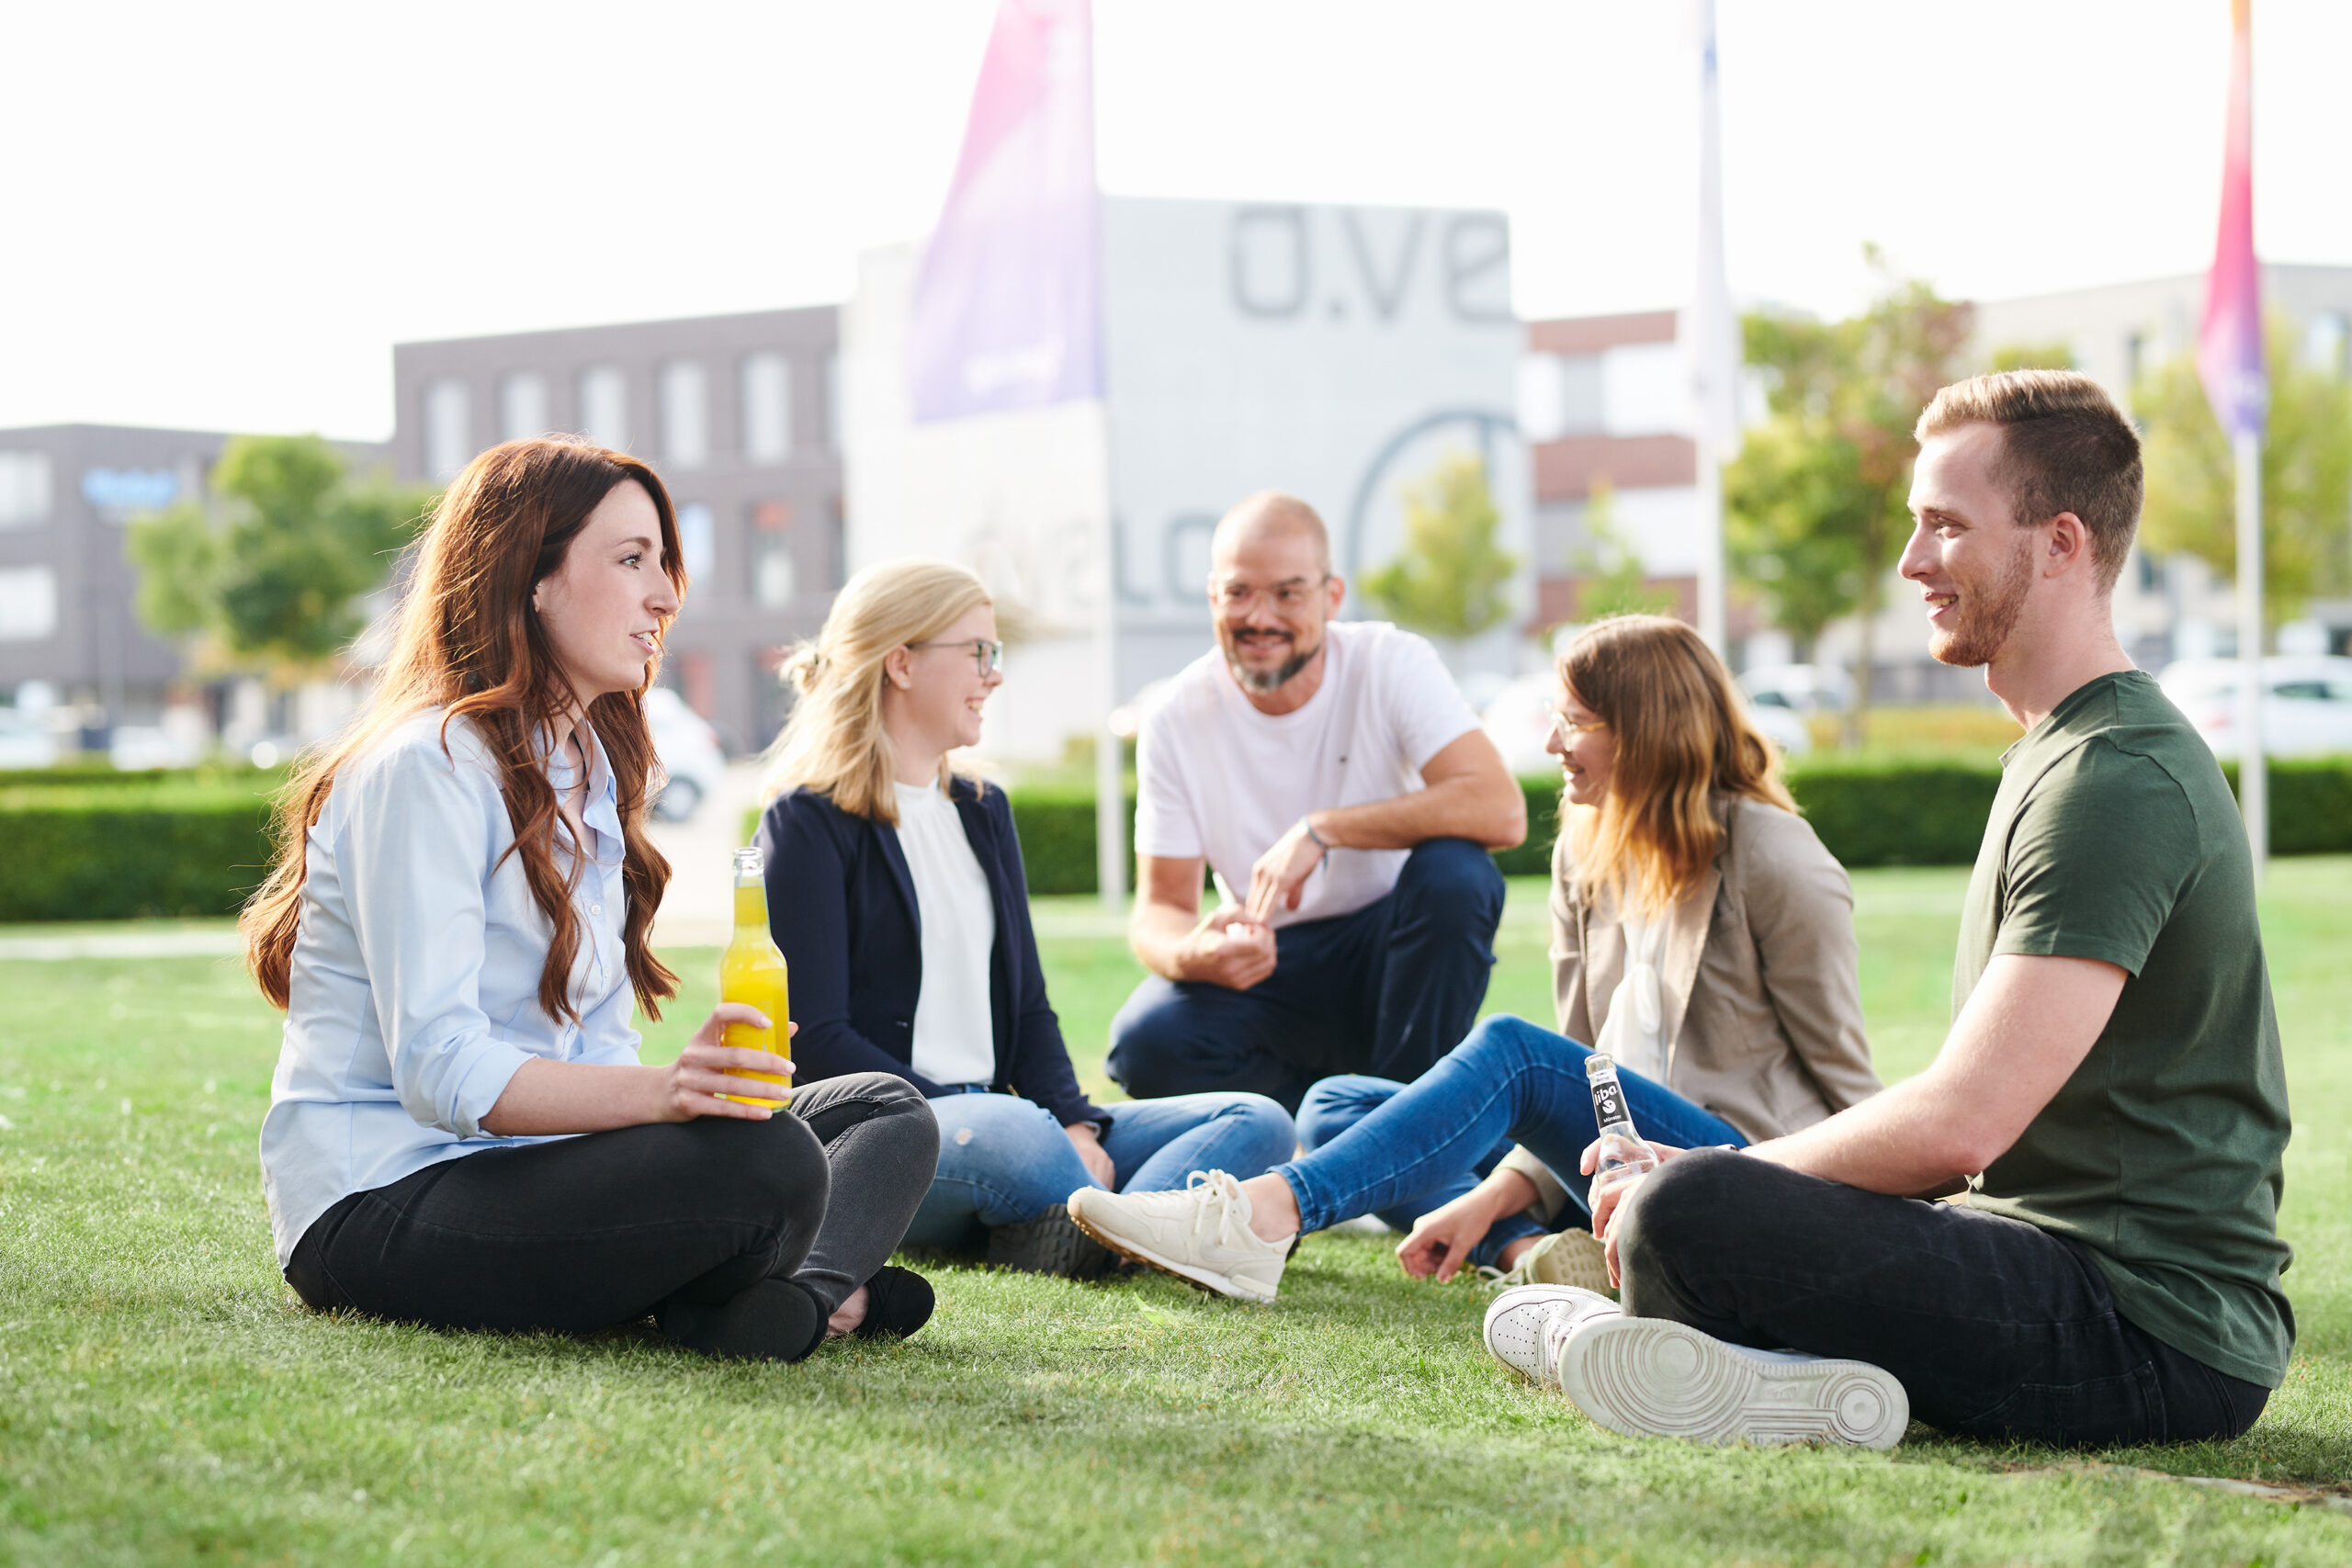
[
  {"xmin": 1066, "ymin": 1170, "xmax": 1296, "ymax": 1303},
  {"xmin": 1552, "ymin": 1313, "xmax": 1909, "ymax": 1450},
  {"xmin": 1482, "ymin": 1284, "xmax": 1620, "ymax": 1387}
]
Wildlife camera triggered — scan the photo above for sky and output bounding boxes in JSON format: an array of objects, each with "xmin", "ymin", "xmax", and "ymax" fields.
[{"xmin": 4, "ymin": 0, "xmax": 2347, "ymax": 442}]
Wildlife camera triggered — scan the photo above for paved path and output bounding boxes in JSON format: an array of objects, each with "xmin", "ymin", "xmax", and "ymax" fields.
[{"xmin": 0, "ymin": 928, "xmax": 243, "ymax": 960}]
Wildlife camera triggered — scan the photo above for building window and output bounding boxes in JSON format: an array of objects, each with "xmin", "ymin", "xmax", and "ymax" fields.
[
  {"xmin": 579, "ymin": 366, "xmax": 628, "ymax": 450},
  {"xmin": 0, "ymin": 565, "xmax": 58, "ymax": 641},
  {"xmin": 752, "ymin": 501, "xmax": 795, "ymax": 608},
  {"xmin": 2306, "ymin": 311, "xmax": 2350, "ymax": 377},
  {"xmin": 741, "ymin": 353, "xmax": 792, "ymax": 464},
  {"xmin": 0, "ymin": 451, "xmax": 54, "ymax": 530},
  {"xmin": 660, "ymin": 361, "xmax": 709, "ymax": 468},
  {"xmin": 677, "ymin": 501, "xmax": 715, "ymax": 582},
  {"xmin": 500, "ymin": 371, "xmax": 549, "ymax": 443},
  {"xmin": 423, "ymin": 379, "xmax": 471, "ymax": 482}
]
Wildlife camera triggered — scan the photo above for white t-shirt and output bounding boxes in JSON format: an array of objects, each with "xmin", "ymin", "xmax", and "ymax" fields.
[
  {"xmin": 893, "ymin": 781, "xmax": 999, "ymax": 1088},
  {"xmin": 1133, "ymin": 619, "xmax": 1482, "ymax": 927}
]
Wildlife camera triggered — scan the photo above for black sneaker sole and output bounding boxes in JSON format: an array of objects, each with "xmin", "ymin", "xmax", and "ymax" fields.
[{"xmin": 986, "ymin": 1207, "xmax": 1117, "ymax": 1279}]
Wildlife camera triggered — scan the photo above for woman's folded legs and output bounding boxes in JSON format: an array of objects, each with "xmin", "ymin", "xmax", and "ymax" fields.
[
  {"xmin": 1275, "ymin": 1015, "xmax": 1744, "ymax": 1236},
  {"xmin": 1295, "ymin": 1073, "xmax": 1541, "ymax": 1264},
  {"xmin": 284, "ymin": 1071, "xmax": 937, "ymax": 1360}
]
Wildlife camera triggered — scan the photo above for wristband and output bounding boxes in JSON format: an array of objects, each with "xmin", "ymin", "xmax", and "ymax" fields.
[{"xmin": 1304, "ymin": 818, "xmax": 1330, "ymax": 852}]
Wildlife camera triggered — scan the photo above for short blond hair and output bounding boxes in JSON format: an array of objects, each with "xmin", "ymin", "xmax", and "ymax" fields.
[
  {"xmin": 757, "ymin": 558, "xmax": 992, "ymax": 822},
  {"xmin": 1914, "ymin": 370, "xmax": 2143, "ymax": 592}
]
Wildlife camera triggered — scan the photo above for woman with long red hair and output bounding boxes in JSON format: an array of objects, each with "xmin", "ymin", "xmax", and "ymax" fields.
[{"xmin": 251, "ymin": 437, "xmax": 937, "ymax": 1363}]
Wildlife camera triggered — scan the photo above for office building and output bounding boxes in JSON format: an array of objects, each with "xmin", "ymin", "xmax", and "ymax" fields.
[{"xmin": 390, "ymin": 307, "xmax": 843, "ymax": 750}]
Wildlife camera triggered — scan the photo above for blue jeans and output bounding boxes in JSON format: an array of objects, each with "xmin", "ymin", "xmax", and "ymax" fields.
[
  {"xmin": 901, "ymin": 1089, "xmax": 1296, "ymax": 1251},
  {"xmin": 1105, "ymin": 838, "xmax": 1505, "ymax": 1111},
  {"xmin": 1295, "ymin": 1075, "xmax": 1547, "ymax": 1267},
  {"xmin": 1273, "ymin": 1013, "xmax": 1745, "ymax": 1238}
]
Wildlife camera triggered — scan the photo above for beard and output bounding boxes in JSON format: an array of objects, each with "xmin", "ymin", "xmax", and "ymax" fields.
[
  {"xmin": 1219, "ymin": 622, "xmax": 1322, "ymax": 694},
  {"xmin": 1928, "ymin": 533, "xmax": 2038, "ymax": 668}
]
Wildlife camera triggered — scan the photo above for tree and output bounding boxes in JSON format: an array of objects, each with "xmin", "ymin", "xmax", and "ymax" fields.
[
  {"xmin": 2135, "ymin": 315, "xmax": 2352, "ymax": 630},
  {"xmin": 1988, "ymin": 341, "xmax": 2077, "ymax": 373},
  {"xmin": 129, "ymin": 435, "xmax": 433, "ymax": 679},
  {"xmin": 1572, "ymin": 476, "xmax": 1679, "ymax": 621},
  {"xmin": 1363, "ymin": 451, "xmax": 1519, "ymax": 639},
  {"xmin": 1725, "ymin": 259, "xmax": 1973, "ymax": 744}
]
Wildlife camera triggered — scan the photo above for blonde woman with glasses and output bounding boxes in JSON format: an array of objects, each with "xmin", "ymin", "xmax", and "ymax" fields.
[
  {"xmin": 1069, "ymin": 615, "xmax": 1882, "ymax": 1305},
  {"xmin": 755, "ymin": 559, "xmax": 1295, "ymax": 1278}
]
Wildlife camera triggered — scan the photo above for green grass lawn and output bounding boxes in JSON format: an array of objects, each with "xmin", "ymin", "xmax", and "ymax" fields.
[{"xmin": 6, "ymin": 864, "xmax": 2352, "ymax": 1564}]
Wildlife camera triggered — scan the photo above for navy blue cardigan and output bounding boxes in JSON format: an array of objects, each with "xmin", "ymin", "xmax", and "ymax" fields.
[{"xmin": 753, "ymin": 777, "xmax": 1106, "ymax": 1132}]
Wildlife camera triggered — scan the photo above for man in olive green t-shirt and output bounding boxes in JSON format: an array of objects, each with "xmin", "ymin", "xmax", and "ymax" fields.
[{"xmin": 1523, "ymin": 370, "xmax": 2293, "ymax": 1451}]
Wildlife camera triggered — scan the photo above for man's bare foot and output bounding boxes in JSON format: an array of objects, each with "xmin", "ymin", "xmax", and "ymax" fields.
[{"xmin": 825, "ymin": 1284, "xmax": 869, "ymax": 1338}]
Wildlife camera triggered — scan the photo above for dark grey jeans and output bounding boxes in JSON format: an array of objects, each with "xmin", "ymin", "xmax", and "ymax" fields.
[
  {"xmin": 1614, "ymin": 1148, "xmax": 2273, "ymax": 1448},
  {"xmin": 286, "ymin": 1072, "xmax": 937, "ymax": 1339}
]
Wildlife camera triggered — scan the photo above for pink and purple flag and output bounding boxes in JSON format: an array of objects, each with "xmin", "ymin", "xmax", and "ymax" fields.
[
  {"xmin": 2198, "ymin": 0, "xmax": 2266, "ymax": 440},
  {"xmin": 908, "ymin": 0, "xmax": 1102, "ymax": 423}
]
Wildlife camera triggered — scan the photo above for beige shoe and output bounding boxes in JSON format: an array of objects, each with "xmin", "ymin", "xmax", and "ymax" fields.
[
  {"xmin": 1480, "ymin": 1228, "xmax": 1614, "ymax": 1297},
  {"xmin": 1067, "ymin": 1170, "xmax": 1295, "ymax": 1303}
]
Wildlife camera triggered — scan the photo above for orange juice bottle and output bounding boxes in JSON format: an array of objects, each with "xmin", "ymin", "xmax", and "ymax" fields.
[{"xmin": 718, "ymin": 846, "xmax": 792, "ymax": 1108}]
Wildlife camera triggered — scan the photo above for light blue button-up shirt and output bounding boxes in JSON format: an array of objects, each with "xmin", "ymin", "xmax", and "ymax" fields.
[{"xmin": 259, "ymin": 708, "xmax": 639, "ymax": 1266}]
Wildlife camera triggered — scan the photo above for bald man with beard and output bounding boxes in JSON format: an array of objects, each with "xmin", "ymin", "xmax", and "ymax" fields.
[{"xmin": 1107, "ymin": 491, "xmax": 1527, "ymax": 1114}]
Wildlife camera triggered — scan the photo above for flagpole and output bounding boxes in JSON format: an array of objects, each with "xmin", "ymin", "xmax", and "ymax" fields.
[
  {"xmin": 1087, "ymin": 10, "xmax": 1125, "ymax": 913},
  {"xmin": 1690, "ymin": 0, "xmax": 1731, "ymax": 653},
  {"xmin": 2235, "ymin": 429, "xmax": 2266, "ymax": 883}
]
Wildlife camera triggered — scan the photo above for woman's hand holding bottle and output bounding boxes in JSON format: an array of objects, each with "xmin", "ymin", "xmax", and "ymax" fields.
[{"xmin": 653, "ymin": 1006, "xmax": 797, "ymax": 1122}]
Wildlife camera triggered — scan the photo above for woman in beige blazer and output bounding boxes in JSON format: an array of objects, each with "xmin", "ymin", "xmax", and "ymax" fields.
[{"xmin": 1061, "ymin": 615, "xmax": 1881, "ymax": 1303}]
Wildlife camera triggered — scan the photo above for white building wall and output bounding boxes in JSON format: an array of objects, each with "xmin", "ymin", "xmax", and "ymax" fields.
[{"xmin": 845, "ymin": 197, "xmax": 1529, "ymax": 763}]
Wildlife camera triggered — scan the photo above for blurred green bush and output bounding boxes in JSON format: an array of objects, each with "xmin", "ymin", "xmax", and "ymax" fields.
[{"xmin": 6, "ymin": 758, "xmax": 2349, "ymax": 919}]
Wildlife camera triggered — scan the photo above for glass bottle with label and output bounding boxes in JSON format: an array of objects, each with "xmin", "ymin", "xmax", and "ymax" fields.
[{"xmin": 1585, "ymin": 1052, "xmax": 1658, "ymax": 1207}]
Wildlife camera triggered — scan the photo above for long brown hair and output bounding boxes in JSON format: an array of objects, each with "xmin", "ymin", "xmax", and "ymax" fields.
[
  {"xmin": 243, "ymin": 437, "xmax": 684, "ymax": 1024},
  {"xmin": 1560, "ymin": 615, "xmax": 1797, "ymax": 918}
]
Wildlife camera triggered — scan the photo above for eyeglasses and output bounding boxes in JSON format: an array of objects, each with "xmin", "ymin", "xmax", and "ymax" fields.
[
  {"xmin": 1212, "ymin": 575, "xmax": 1329, "ymax": 615},
  {"xmin": 1547, "ymin": 708, "xmax": 1609, "ymax": 743},
  {"xmin": 908, "ymin": 637, "xmax": 1005, "ymax": 675}
]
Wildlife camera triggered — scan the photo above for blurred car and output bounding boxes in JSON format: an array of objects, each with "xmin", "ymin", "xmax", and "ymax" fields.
[
  {"xmin": 646, "ymin": 685, "xmax": 724, "ymax": 821},
  {"xmin": 0, "ymin": 707, "xmax": 59, "ymax": 769},
  {"xmin": 1481, "ymin": 670, "xmax": 1809, "ymax": 778},
  {"xmin": 109, "ymin": 726, "xmax": 202, "ymax": 771},
  {"xmin": 1739, "ymin": 663, "xmax": 1856, "ymax": 716},
  {"xmin": 2157, "ymin": 656, "xmax": 2352, "ymax": 759}
]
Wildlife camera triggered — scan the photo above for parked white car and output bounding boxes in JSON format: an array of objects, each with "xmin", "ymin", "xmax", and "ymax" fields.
[
  {"xmin": 2157, "ymin": 656, "xmax": 2352, "ymax": 759},
  {"xmin": 1739, "ymin": 663, "xmax": 1856, "ymax": 716},
  {"xmin": 109, "ymin": 726, "xmax": 203, "ymax": 771},
  {"xmin": 1481, "ymin": 670, "xmax": 1809, "ymax": 776},
  {"xmin": 0, "ymin": 707, "xmax": 59, "ymax": 769},
  {"xmin": 646, "ymin": 685, "xmax": 725, "ymax": 821}
]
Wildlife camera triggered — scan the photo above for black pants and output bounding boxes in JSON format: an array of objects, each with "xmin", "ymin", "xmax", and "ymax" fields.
[
  {"xmin": 286, "ymin": 1073, "xmax": 937, "ymax": 1340},
  {"xmin": 1104, "ymin": 838, "xmax": 1505, "ymax": 1111},
  {"xmin": 1614, "ymin": 1149, "xmax": 2272, "ymax": 1448}
]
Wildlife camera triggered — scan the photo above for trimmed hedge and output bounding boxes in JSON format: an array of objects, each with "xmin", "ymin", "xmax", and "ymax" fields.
[
  {"xmin": 0, "ymin": 792, "xmax": 276, "ymax": 920},
  {"xmin": 8, "ymin": 757, "xmax": 2352, "ymax": 919},
  {"xmin": 1003, "ymin": 758, "xmax": 2352, "ymax": 895}
]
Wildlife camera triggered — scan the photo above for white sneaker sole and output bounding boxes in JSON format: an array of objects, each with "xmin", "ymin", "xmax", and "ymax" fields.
[
  {"xmin": 1555, "ymin": 1316, "xmax": 1908, "ymax": 1450},
  {"xmin": 1066, "ymin": 1200, "xmax": 1281, "ymax": 1303}
]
